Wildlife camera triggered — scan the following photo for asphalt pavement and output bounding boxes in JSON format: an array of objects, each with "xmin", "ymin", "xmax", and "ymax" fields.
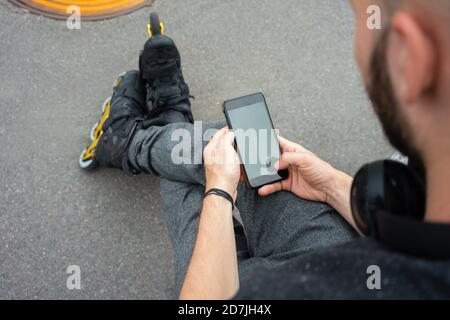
[{"xmin": 0, "ymin": 0, "xmax": 391, "ymax": 299}]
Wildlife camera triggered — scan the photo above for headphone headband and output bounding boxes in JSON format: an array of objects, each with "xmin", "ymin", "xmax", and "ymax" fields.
[{"xmin": 377, "ymin": 211, "xmax": 450, "ymax": 259}]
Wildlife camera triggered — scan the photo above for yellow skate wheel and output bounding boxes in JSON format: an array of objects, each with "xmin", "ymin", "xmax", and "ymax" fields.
[
  {"xmin": 147, "ymin": 12, "xmax": 164, "ymax": 38},
  {"xmin": 79, "ymin": 148, "xmax": 98, "ymax": 171},
  {"xmin": 90, "ymin": 97, "xmax": 111, "ymax": 141},
  {"xmin": 102, "ymin": 96, "xmax": 111, "ymax": 113},
  {"xmin": 89, "ymin": 121, "xmax": 99, "ymax": 142}
]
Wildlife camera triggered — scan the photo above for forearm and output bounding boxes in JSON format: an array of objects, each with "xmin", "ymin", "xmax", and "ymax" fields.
[
  {"xmin": 327, "ymin": 170, "xmax": 360, "ymax": 232},
  {"xmin": 179, "ymin": 195, "xmax": 239, "ymax": 300}
]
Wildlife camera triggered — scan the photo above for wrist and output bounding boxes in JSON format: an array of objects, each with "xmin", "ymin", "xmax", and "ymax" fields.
[
  {"xmin": 205, "ymin": 180, "xmax": 237, "ymax": 198},
  {"xmin": 203, "ymin": 193, "xmax": 233, "ymax": 211},
  {"xmin": 203, "ymin": 188, "xmax": 235, "ymax": 209},
  {"xmin": 326, "ymin": 169, "xmax": 353, "ymax": 209}
]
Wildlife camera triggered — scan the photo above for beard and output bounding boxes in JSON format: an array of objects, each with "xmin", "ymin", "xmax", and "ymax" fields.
[{"xmin": 367, "ymin": 27, "xmax": 426, "ymax": 177}]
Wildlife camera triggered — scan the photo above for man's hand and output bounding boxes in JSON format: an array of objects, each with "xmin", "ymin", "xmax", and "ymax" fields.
[
  {"xmin": 259, "ymin": 137, "xmax": 358, "ymax": 230},
  {"xmin": 259, "ymin": 137, "xmax": 337, "ymax": 202},
  {"xmin": 204, "ymin": 127, "xmax": 240, "ymax": 200}
]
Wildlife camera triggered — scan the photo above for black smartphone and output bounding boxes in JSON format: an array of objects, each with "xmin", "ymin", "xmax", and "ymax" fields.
[{"xmin": 223, "ymin": 93, "xmax": 289, "ymax": 189}]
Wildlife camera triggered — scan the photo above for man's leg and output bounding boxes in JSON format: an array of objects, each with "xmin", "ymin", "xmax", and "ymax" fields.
[
  {"xmin": 128, "ymin": 121, "xmax": 223, "ymax": 184},
  {"xmin": 159, "ymin": 173, "xmax": 356, "ymax": 296},
  {"xmin": 236, "ymin": 184, "xmax": 358, "ymax": 262},
  {"xmin": 160, "ymin": 178, "xmax": 249, "ymax": 295}
]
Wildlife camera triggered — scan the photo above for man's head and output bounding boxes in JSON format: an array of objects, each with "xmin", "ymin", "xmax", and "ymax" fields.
[{"xmin": 350, "ymin": 0, "xmax": 450, "ymax": 174}]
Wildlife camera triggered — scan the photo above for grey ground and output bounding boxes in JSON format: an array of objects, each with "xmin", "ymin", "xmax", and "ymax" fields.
[{"xmin": 0, "ymin": 0, "xmax": 391, "ymax": 299}]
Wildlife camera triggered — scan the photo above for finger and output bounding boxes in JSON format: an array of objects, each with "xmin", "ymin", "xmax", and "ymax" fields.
[
  {"xmin": 278, "ymin": 136, "xmax": 295, "ymax": 152},
  {"xmin": 215, "ymin": 127, "xmax": 228, "ymax": 138},
  {"xmin": 210, "ymin": 127, "xmax": 227, "ymax": 145},
  {"xmin": 278, "ymin": 136, "xmax": 308, "ymax": 153},
  {"xmin": 276, "ymin": 152, "xmax": 304, "ymax": 170},
  {"xmin": 221, "ymin": 132, "xmax": 239, "ymax": 165},
  {"xmin": 219, "ymin": 126, "xmax": 229, "ymax": 134},
  {"xmin": 223, "ymin": 131, "xmax": 235, "ymax": 147},
  {"xmin": 278, "ymin": 136, "xmax": 289, "ymax": 146},
  {"xmin": 258, "ymin": 181, "xmax": 283, "ymax": 197},
  {"xmin": 215, "ymin": 128, "xmax": 233, "ymax": 147}
]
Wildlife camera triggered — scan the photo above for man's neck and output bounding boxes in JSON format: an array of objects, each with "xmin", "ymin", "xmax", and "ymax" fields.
[{"xmin": 425, "ymin": 154, "xmax": 450, "ymax": 223}]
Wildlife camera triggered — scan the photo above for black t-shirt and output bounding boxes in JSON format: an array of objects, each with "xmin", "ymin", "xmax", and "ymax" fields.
[{"xmin": 235, "ymin": 238, "xmax": 450, "ymax": 299}]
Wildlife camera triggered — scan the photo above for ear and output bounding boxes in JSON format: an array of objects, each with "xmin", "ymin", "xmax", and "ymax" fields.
[{"xmin": 388, "ymin": 12, "xmax": 436, "ymax": 105}]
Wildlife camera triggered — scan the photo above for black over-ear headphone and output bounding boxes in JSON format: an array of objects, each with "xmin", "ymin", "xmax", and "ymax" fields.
[{"xmin": 350, "ymin": 160, "xmax": 450, "ymax": 259}]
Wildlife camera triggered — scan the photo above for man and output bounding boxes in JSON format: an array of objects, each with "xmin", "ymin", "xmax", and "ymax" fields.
[{"xmin": 90, "ymin": 0, "xmax": 450, "ymax": 299}]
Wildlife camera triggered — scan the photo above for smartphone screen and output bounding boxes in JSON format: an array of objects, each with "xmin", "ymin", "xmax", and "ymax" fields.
[{"xmin": 224, "ymin": 93, "xmax": 288, "ymax": 189}]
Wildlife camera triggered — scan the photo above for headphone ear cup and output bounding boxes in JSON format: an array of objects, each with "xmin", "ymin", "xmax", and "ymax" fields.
[
  {"xmin": 351, "ymin": 160, "xmax": 426, "ymax": 237},
  {"xmin": 383, "ymin": 160, "xmax": 426, "ymax": 220},
  {"xmin": 351, "ymin": 164, "xmax": 369, "ymax": 235},
  {"xmin": 351, "ymin": 161, "xmax": 384, "ymax": 236}
]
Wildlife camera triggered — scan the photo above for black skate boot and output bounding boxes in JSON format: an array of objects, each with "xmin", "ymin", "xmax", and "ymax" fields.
[
  {"xmin": 139, "ymin": 13, "xmax": 194, "ymax": 126},
  {"xmin": 79, "ymin": 70, "xmax": 147, "ymax": 174}
]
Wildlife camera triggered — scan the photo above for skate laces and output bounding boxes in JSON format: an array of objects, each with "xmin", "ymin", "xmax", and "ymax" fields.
[{"xmin": 146, "ymin": 76, "xmax": 194, "ymax": 116}]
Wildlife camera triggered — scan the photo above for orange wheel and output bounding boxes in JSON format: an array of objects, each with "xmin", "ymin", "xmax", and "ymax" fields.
[{"xmin": 8, "ymin": 0, "xmax": 153, "ymax": 20}]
